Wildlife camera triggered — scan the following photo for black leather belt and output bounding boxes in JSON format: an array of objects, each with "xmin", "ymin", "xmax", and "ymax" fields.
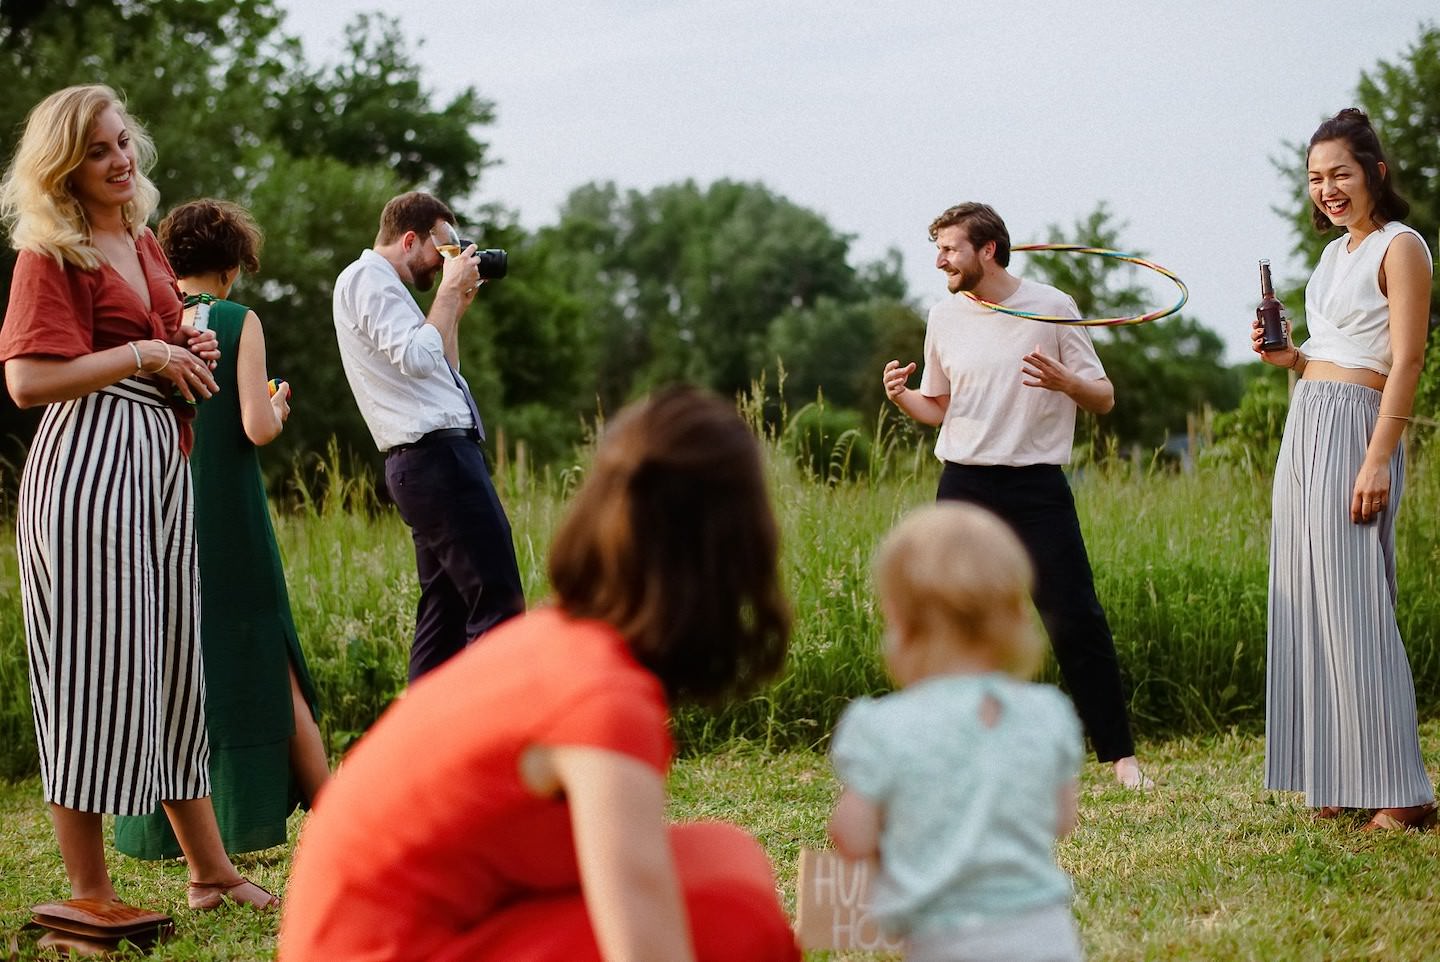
[{"xmin": 386, "ymin": 427, "xmax": 478, "ymax": 455}]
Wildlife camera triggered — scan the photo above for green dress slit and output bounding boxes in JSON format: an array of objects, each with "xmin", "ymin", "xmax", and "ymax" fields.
[{"xmin": 115, "ymin": 299, "xmax": 321, "ymax": 858}]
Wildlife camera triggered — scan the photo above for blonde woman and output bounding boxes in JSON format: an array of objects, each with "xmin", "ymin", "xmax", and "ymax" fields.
[{"xmin": 0, "ymin": 85, "xmax": 275, "ymax": 911}]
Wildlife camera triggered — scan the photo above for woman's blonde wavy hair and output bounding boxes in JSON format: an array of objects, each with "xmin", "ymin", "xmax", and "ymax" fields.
[{"xmin": 0, "ymin": 84, "xmax": 160, "ymax": 269}]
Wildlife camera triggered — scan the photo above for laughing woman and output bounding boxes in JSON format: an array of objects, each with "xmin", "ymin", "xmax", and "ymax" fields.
[
  {"xmin": 0, "ymin": 85, "xmax": 276, "ymax": 910},
  {"xmin": 1256, "ymin": 108, "xmax": 1435, "ymax": 831}
]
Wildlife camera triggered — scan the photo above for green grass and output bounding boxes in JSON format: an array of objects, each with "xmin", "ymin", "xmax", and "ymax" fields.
[
  {"xmin": 4, "ymin": 416, "xmax": 1440, "ymax": 957},
  {"xmin": 5, "ymin": 725, "xmax": 1440, "ymax": 960},
  {"xmin": 4, "ymin": 440, "xmax": 1440, "ymax": 776},
  {"xmin": 672, "ymin": 723, "xmax": 1440, "ymax": 962}
]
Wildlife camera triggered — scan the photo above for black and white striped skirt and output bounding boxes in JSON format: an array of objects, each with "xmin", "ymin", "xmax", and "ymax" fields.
[
  {"xmin": 16, "ymin": 377, "xmax": 210, "ymax": 815},
  {"xmin": 1264, "ymin": 379, "xmax": 1433, "ymax": 808}
]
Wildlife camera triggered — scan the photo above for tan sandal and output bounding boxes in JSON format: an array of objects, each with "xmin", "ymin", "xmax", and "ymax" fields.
[
  {"xmin": 187, "ymin": 877, "xmax": 279, "ymax": 911},
  {"xmin": 1361, "ymin": 802, "xmax": 1437, "ymax": 832}
]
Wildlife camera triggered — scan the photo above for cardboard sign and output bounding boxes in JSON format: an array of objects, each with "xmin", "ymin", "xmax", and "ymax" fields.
[{"xmin": 794, "ymin": 848, "xmax": 904, "ymax": 952}]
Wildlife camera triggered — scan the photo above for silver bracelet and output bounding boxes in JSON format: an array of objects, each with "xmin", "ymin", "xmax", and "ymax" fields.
[{"xmin": 128, "ymin": 341, "xmax": 143, "ymax": 374}]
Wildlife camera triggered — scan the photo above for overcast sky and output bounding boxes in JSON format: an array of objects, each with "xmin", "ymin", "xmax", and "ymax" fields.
[{"xmin": 280, "ymin": 1, "xmax": 1434, "ymax": 363}]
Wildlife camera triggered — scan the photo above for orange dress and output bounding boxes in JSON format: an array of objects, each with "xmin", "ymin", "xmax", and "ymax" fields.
[{"xmin": 277, "ymin": 608, "xmax": 798, "ymax": 962}]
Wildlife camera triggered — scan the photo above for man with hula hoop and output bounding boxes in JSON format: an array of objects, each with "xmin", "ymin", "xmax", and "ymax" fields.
[{"xmin": 883, "ymin": 201, "xmax": 1150, "ymax": 789}]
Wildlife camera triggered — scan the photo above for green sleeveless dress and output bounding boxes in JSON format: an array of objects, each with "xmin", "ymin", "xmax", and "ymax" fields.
[{"xmin": 115, "ymin": 299, "xmax": 320, "ymax": 857}]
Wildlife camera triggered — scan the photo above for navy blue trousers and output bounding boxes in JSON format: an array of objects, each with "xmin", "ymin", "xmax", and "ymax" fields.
[
  {"xmin": 385, "ymin": 436, "xmax": 525, "ymax": 680},
  {"xmin": 937, "ymin": 462, "xmax": 1135, "ymax": 762}
]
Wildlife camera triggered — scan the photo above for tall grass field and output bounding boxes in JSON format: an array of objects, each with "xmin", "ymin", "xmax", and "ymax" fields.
[{"xmin": 2, "ymin": 426, "xmax": 1439, "ymax": 778}]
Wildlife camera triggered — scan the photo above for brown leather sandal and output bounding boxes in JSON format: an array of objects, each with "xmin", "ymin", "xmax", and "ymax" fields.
[
  {"xmin": 187, "ymin": 877, "xmax": 280, "ymax": 911},
  {"xmin": 1361, "ymin": 802, "xmax": 1437, "ymax": 832},
  {"xmin": 1312, "ymin": 806, "xmax": 1346, "ymax": 820}
]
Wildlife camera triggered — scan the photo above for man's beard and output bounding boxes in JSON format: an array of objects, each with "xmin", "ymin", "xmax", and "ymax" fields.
[
  {"xmin": 946, "ymin": 265, "xmax": 982, "ymax": 293},
  {"xmin": 408, "ymin": 249, "xmax": 439, "ymax": 291}
]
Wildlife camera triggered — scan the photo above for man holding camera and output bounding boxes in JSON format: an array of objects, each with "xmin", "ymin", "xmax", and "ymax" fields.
[{"xmin": 334, "ymin": 191, "xmax": 524, "ymax": 680}]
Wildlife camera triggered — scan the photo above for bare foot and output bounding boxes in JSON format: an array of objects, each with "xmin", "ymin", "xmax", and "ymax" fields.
[{"xmin": 1112, "ymin": 756, "xmax": 1154, "ymax": 790}]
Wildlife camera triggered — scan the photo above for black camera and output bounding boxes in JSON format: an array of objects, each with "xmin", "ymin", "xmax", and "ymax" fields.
[{"xmin": 458, "ymin": 239, "xmax": 508, "ymax": 279}]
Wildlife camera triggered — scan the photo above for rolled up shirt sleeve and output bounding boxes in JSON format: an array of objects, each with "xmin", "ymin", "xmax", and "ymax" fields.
[{"xmin": 352, "ymin": 280, "xmax": 445, "ymax": 378}]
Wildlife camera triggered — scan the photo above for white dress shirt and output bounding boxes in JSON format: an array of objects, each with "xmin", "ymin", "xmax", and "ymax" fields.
[{"xmin": 333, "ymin": 249, "xmax": 477, "ymax": 452}]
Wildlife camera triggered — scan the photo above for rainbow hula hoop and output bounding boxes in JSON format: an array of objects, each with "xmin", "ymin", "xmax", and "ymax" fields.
[{"xmin": 961, "ymin": 244, "xmax": 1189, "ymax": 327}]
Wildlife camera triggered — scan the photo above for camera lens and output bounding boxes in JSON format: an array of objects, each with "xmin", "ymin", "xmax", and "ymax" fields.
[
  {"xmin": 475, "ymin": 249, "xmax": 508, "ymax": 280},
  {"xmin": 457, "ymin": 239, "xmax": 508, "ymax": 280}
]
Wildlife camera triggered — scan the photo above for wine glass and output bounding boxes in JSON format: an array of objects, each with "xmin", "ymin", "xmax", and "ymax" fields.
[{"xmin": 430, "ymin": 221, "xmax": 464, "ymax": 260}]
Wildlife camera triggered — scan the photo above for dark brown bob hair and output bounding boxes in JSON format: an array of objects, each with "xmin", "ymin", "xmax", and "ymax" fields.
[
  {"xmin": 548, "ymin": 386, "xmax": 791, "ymax": 704},
  {"xmin": 158, "ymin": 198, "xmax": 261, "ymax": 278},
  {"xmin": 1308, "ymin": 107, "xmax": 1410, "ymax": 233}
]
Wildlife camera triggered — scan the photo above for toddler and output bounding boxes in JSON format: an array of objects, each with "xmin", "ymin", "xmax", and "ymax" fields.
[{"xmin": 828, "ymin": 502, "xmax": 1084, "ymax": 962}]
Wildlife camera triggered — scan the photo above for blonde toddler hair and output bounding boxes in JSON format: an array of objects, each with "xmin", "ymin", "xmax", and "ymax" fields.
[
  {"xmin": 0, "ymin": 84, "xmax": 160, "ymax": 269},
  {"xmin": 875, "ymin": 502, "xmax": 1043, "ymax": 679}
]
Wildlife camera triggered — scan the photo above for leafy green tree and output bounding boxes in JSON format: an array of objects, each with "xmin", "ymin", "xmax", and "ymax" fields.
[
  {"xmin": 535, "ymin": 178, "xmax": 886, "ymax": 412},
  {"xmin": 458, "ymin": 216, "xmax": 593, "ymax": 465},
  {"xmin": 761, "ymin": 247, "xmax": 922, "ymax": 413},
  {"xmin": 766, "ymin": 296, "xmax": 893, "ymax": 410},
  {"xmin": 270, "ymin": 14, "xmax": 494, "ymax": 201},
  {"xmin": 0, "ymin": 3, "xmax": 499, "ymax": 482},
  {"xmin": 1022, "ymin": 204, "xmax": 1242, "ymax": 450}
]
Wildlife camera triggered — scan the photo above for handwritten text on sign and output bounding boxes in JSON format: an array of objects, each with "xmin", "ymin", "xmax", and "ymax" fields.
[{"xmin": 795, "ymin": 848, "xmax": 904, "ymax": 952}]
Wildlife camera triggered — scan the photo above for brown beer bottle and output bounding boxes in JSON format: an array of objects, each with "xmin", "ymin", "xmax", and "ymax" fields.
[{"xmin": 1257, "ymin": 259, "xmax": 1288, "ymax": 352}]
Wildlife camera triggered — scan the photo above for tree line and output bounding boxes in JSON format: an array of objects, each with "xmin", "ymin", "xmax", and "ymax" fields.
[{"xmin": 1, "ymin": 2, "xmax": 1436, "ymax": 494}]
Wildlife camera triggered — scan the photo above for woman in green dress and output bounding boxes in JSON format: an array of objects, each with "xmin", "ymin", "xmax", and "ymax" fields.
[{"xmin": 116, "ymin": 199, "xmax": 329, "ymax": 858}]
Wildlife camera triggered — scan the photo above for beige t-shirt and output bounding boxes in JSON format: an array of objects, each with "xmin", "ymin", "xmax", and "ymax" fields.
[{"xmin": 919, "ymin": 278, "xmax": 1107, "ymax": 466}]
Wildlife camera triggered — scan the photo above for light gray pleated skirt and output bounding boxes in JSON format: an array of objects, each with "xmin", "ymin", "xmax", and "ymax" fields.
[{"xmin": 1264, "ymin": 379, "xmax": 1433, "ymax": 809}]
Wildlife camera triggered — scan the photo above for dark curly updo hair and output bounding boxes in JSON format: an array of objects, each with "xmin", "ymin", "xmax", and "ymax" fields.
[
  {"xmin": 1307, "ymin": 108, "xmax": 1410, "ymax": 232},
  {"xmin": 547, "ymin": 386, "xmax": 791, "ymax": 704},
  {"xmin": 157, "ymin": 198, "xmax": 262, "ymax": 278}
]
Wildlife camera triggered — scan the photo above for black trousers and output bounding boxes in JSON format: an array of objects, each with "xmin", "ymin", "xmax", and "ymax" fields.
[
  {"xmin": 937, "ymin": 462, "xmax": 1135, "ymax": 762},
  {"xmin": 385, "ymin": 435, "xmax": 525, "ymax": 680}
]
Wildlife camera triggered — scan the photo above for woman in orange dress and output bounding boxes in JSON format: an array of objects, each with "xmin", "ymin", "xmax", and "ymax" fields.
[{"xmin": 278, "ymin": 387, "xmax": 799, "ymax": 962}]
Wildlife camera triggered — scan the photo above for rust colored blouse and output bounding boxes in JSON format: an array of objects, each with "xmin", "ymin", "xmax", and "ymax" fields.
[
  {"xmin": 1, "ymin": 229, "xmax": 190, "ymax": 447},
  {"xmin": 1, "ymin": 230, "xmax": 183, "ymax": 359}
]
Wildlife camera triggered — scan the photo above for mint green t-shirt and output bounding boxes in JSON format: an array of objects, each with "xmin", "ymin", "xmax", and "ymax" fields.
[{"xmin": 831, "ymin": 673, "xmax": 1083, "ymax": 938}]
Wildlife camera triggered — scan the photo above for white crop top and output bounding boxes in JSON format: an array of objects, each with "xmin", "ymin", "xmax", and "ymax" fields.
[{"xmin": 1299, "ymin": 221, "xmax": 1433, "ymax": 376}]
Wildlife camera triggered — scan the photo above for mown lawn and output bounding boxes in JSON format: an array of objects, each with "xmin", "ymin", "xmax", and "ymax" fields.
[{"xmin": 4, "ymin": 722, "xmax": 1440, "ymax": 961}]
